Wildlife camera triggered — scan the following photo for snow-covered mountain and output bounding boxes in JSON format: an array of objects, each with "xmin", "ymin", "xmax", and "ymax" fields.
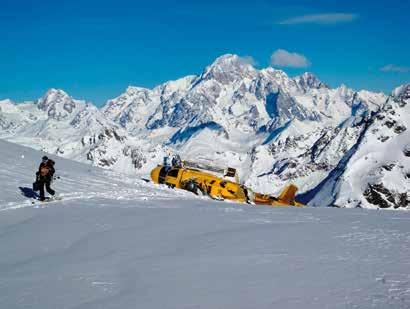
[
  {"xmin": 1, "ymin": 54, "xmax": 408, "ymax": 209},
  {"xmin": 0, "ymin": 89, "xmax": 166, "ymax": 172},
  {"xmin": 325, "ymin": 84, "xmax": 410, "ymax": 208}
]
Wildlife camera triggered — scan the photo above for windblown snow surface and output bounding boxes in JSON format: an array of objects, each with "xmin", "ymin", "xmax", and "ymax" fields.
[{"xmin": 1, "ymin": 139, "xmax": 410, "ymax": 309}]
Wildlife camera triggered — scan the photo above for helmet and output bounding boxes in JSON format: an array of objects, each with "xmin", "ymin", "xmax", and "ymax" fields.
[{"xmin": 42, "ymin": 156, "xmax": 48, "ymax": 162}]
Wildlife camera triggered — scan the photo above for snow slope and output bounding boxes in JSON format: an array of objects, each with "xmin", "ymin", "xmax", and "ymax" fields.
[
  {"xmin": 1, "ymin": 140, "xmax": 410, "ymax": 308},
  {"xmin": 0, "ymin": 140, "xmax": 184, "ymax": 211}
]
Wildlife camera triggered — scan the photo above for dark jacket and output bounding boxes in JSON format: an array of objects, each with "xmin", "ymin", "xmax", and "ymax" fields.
[{"xmin": 37, "ymin": 160, "xmax": 55, "ymax": 182}]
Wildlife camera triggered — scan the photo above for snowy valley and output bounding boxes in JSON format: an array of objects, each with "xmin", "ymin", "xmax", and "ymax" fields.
[{"xmin": 1, "ymin": 54, "xmax": 409, "ymax": 209}]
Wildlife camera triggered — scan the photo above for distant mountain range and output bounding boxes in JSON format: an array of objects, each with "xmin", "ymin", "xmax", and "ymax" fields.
[{"xmin": 1, "ymin": 54, "xmax": 409, "ymax": 209}]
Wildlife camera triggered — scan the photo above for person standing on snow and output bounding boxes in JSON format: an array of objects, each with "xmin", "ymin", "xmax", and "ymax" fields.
[{"xmin": 36, "ymin": 156, "xmax": 56, "ymax": 201}]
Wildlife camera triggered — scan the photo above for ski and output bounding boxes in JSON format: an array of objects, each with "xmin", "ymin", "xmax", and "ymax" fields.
[{"xmin": 31, "ymin": 196, "xmax": 63, "ymax": 207}]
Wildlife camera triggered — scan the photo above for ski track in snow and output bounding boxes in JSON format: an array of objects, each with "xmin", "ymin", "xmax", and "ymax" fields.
[{"xmin": 1, "ymin": 140, "xmax": 410, "ymax": 309}]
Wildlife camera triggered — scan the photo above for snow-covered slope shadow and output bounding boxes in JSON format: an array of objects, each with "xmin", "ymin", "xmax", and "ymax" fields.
[{"xmin": 297, "ymin": 115, "xmax": 374, "ymax": 207}]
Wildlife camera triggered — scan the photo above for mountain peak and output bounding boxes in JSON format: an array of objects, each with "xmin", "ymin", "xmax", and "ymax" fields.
[
  {"xmin": 391, "ymin": 83, "xmax": 410, "ymax": 100},
  {"xmin": 38, "ymin": 88, "xmax": 70, "ymax": 108},
  {"xmin": 260, "ymin": 67, "xmax": 290, "ymax": 83},
  {"xmin": 209, "ymin": 54, "xmax": 256, "ymax": 69},
  {"xmin": 36, "ymin": 88, "xmax": 81, "ymax": 120},
  {"xmin": 295, "ymin": 72, "xmax": 328, "ymax": 90},
  {"xmin": 201, "ymin": 54, "xmax": 257, "ymax": 84},
  {"xmin": 125, "ymin": 86, "xmax": 151, "ymax": 95},
  {"xmin": 0, "ymin": 98, "xmax": 14, "ymax": 106},
  {"xmin": 44, "ymin": 88, "xmax": 69, "ymax": 98},
  {"xmin": 0, "ymin": 99, "xmax": 17, "ymax": 113},
  {"xmin": 211, "ymin": 53, "xmax": 240, "ymax": 64}
]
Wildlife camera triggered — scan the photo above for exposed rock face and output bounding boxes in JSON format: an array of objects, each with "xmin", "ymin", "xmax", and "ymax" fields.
[
  {"xmin": 364, "ymin": 183, "xmax": 409, "ymax": 208},
  {"xmin": 123, "ymin": 146, "xmax": 147, "ymax": 169},
  {"xmin": 294, "ymin": 72, "xmax": 329, "ymax": 91},
  {"xmin": 394, "ymin": 125, "xmax": 406, "ymax": 134},
  {"xmin": 404, "ymin": 145, "xmax": 410, "ymax": 157}
]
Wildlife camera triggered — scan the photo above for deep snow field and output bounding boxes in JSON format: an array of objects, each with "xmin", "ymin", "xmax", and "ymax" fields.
[{"xmin": 1, "ymin": 139, "xmax": 410, "ymax": 309}]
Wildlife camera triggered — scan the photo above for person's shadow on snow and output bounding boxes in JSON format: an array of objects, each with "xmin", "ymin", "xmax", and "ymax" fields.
[{"xmin": 19, "ymin": 187, "xmax": 38, "ymax": 199}]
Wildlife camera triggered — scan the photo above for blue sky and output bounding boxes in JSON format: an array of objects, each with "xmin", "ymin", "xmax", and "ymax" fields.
[{"xmin": 1, "ymin": 0, "xmax": 409, "ymax": 106}]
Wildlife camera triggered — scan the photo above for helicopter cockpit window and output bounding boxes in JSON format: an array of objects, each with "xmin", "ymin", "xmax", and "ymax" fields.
[
  {"xmin": 158, "ymin": 167, "xmax": 167, "ymax": 184},
  {"xmin": 167, "ymin": 169, "xmax": 179, "ymax": 178}
]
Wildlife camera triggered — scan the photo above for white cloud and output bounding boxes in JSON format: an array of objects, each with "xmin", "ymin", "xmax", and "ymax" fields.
[
  {"xmin": 238, "ymin": 55, "xmax": 257, "ymax": 66},
  {"xmin": 278, "ymin": 13, "xmax": 358, "ymax": 25},
  {"xmin": 270, "ymin": 49, "xmax": 310, "ymax": 68},
  {"xmin": 380, "ymin": 64, "xmax": 410, "ymax": 73}
]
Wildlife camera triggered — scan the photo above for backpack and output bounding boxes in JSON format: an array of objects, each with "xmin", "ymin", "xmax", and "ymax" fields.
[{"xmin": 33, "ymin": 181, "xmax": 40, "ymax": 191}]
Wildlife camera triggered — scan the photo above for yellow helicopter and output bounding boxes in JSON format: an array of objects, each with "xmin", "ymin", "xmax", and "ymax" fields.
[{"xmin": 150, "ymin": 156, "xmax": 303, "ymax": 207}]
